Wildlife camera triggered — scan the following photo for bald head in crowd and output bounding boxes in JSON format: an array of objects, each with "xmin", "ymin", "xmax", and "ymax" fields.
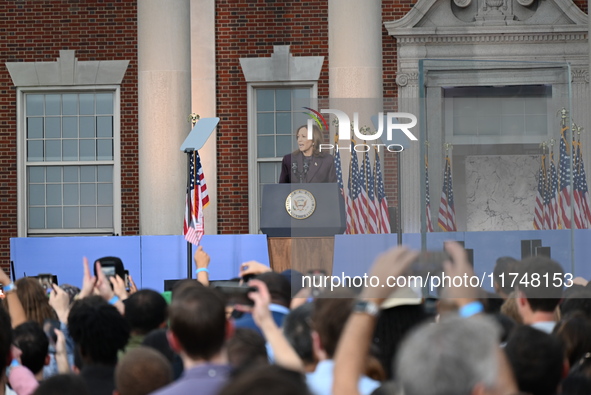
[{"xmin": 114, "ymin": 346, "xmax": 173, "ymax": 395}]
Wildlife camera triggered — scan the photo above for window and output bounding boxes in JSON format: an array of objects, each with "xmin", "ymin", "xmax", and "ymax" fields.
[
  {"xmin": 249, "ymin": 85, "xmax": 314, "ymax": 233},
  {"xmin": 444, "ymin": 85, "xmax": 552, "ymax": 144},
  {"xmin": 22, "ymin": 91, "xmax": 120, "ymax": 235}
]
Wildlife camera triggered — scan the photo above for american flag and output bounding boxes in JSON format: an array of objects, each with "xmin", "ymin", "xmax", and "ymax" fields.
[
  {"xmin": 533, "ymin": 154, "xmax": 546, "ymax": 230},
  {"xmin": 573, "ymin": 137, "xmax": 591, "ymax": 228},
  {"xmin": 438, "ymin": 155, "xmax": 457, "ymax": 232},
  {"xmin": 334, "ymin": 136, "xmax": 354, "ymax": 234},
  {"xmin": 558, "ymin": 127, "xmax": 572, "ymax": 229},
  {"xmin": 184, "ymin": 151, "xmax": 208, "ymax": 245},
  {"xmin": 425, "ymin": 156, "xmax": 434, "ymax": 232},
  {"xmin": 374, "ymin": 150, "xmax": 391, "ymax": 233},
  {"xmin": 547, "ymin": 152, "xmax": 559, "ymax": 229},
  {"xmin": 363, "ymin": 151, "xmax": 379, "ymax": 234},
  {"xmin": 349, "ymin": 144, "xmax": 367, "ymax": 234}
]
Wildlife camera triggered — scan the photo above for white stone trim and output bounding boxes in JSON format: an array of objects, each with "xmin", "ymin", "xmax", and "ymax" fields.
[
  {"xmin": 240, "ymin": 45, "xmax": 324, "ymax": 82},
  {"xmin": 6, "ymin": 50, "xmax": 129, "ymax": 87}
]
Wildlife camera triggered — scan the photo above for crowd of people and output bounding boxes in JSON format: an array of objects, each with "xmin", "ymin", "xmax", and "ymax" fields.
[{"xmin": 0, "ymin": 242, "xmax": 590, "ymax": 395}]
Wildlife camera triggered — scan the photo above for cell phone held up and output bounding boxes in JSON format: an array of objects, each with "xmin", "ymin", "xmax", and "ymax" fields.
[
  {"xmin": 407, "ymin": 251, "xmax": 452, "ymax": 278},
  {"xmin": 210, "ymin": 281, "xmax": 257, "ymax": 306},
  {"xmin": 43, "ymin": 319, "xmax": 60, "ymax": 347},
  {"xmin": 94, "ymin": 256, "xmax": 126, "ymax": 282}
]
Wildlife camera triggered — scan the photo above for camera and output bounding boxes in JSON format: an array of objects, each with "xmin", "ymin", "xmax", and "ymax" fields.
[{"xmin": 94, "ymin": 256, "xmax": 126, "ymax": 281}]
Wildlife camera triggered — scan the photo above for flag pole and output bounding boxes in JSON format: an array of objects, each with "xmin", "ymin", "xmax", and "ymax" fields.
[
  {"xmin": 185, "ymin": 113, "xmax": 200, "ymax": 279},
  {"xmin": 185, "ymin": 148, "xmax": 193, "ymax": 279}
]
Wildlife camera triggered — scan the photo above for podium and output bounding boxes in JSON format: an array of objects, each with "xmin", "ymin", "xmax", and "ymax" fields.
[{"xmin": 260, "ymin": 183, "xmax": 346, "ymax": 274}]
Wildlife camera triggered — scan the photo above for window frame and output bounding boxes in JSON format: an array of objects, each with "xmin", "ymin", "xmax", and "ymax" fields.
[
  {"xmin": 17, "ymin": 86, "xmax": 122, "ymax": 237},
  {"xmin": 247, "ymin": 81, "xmax": 318, "ymax": 234}
]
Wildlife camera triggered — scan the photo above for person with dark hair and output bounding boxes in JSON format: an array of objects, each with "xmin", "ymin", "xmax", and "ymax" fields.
[
  {"xmin": 217, "ymin": 364, "xmax": 312, "ymax": 395},
  {"xmin": 233, "ymin": 272, "xmax": 291, "ymax": 336},
  {"xmin": 493, "ymin": 256, "xmax": 520, "ymax": 299},
  {"xmin": 560, "ymin": 288, "xmax": 591, "ymax": 321},
  {"xmin": 114, "ymin": 346, "xmax": 173, "ymax": 395},
  {"xmin": 283, "ymin": 303, "xmax": 316, "ymax": 372},
  {"xmin": 505, "ymin": 325, "xmax": 566, "ymax": 395},
  {"xmin": 141, "ymin": 329, "xmax": 183, "ymax": 380},
  {"xmin": 121, "ymin": 289, "xmax": 168, "ymax": 355},
  {"xmin": 515, "ymin": 256, "xmax": 564, "ymax": 333},
  {"xmin": 279, "ymin": 124, "xmax": 337, "ymax": 184},
  {"xmin": 552, "ymin": 312, "xmax": 591, "ymax": 369},
  {"xmin": 226, "ymin": 328, "xmax": 268, "ymax": 371},
  {"xmin": 13, "ymin": 321, "xmax": 50, "ymax": 381},
  {"xmin": 67, "ymin": 296, "xmax": 130, "ymax": 395},
  {"xmin": 307, "ymin": 289, "xmax": 380, "ymax": 395},
  {"xmin": 151, "ymin": 286, "xmax": 230, "ymax": 395},
  {"xmin": 31, "ymin": 374, "xmax": 90, "ymax": 395}
]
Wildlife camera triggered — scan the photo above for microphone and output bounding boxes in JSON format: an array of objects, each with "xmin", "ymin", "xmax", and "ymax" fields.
[{"xmin": 292, "ymin": 163, "xmax": 298, "ymax": 174}]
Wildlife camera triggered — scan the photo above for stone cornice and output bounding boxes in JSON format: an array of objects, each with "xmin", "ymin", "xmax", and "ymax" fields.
[{"xmin": 387, "ymin": 25, "xmax": 588, "ymax": 44}]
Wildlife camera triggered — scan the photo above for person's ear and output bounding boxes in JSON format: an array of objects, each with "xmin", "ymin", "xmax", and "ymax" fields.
[
  {"xmin": 166, "ymin": 330, "xmax": 182, "ymax": 354},
  {"xmin": 45, "ymin": 354, "xmax": 51, "ymax": 366},
  {"xmin": 311, "ymin": 330, "xmax": 326, "ymax": 360},
  {"xmin": 225, "ymin": 319, "xmax": 235, "ymax": 340}
]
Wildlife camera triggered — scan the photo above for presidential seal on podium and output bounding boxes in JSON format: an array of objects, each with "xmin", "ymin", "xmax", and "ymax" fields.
[{"xmin": 285, "ymin": 189, "xmax": 316, "ymax": 220}]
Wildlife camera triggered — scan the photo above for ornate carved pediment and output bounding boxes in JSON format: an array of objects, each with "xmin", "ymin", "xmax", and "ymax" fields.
[{"xmin": 385, "ymin": 0, "xmax": 587, "ymax": 33}]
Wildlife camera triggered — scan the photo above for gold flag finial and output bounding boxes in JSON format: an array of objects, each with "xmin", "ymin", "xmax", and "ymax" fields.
[{"xmin": 188, "ymin": 113, "xmax": 200, "ymax": 127}]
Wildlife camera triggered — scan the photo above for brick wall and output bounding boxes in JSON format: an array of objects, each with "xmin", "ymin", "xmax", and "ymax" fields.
[
  {"xmin": 216, "ymin": 0, "xmax": 330, "ymax": 234},
  {"xmin": 0, "ymin": 1, "xmax": 138, "ymax": 270}
]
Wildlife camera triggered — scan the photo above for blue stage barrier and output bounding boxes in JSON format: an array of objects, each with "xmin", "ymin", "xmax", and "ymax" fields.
[
  {"xmin": 10, "ymin": 231, "xmax": 587, "ymax": 293},
  {"xmin": 10, "ymin": 234, "xmax": 270, "ymax": 292}
]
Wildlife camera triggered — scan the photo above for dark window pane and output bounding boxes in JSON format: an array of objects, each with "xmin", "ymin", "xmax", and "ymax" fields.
[
  {"xmin": 97, "ymin": 116, "xmax": 113, "ymax": 137},
  {"xmin": 80, "ymin": 140, "xmax": 96, "ymax": 161},
  {"xmin": 79, "ymin": 117, "xmax": 95, "ymax": 138},
  {"xmin": 63, "ymin": 184, "xmax": 79, "ymax": 205},
  {"xmin": 46, "ymin": 167, "xmax": 61, "ymax": 182},
  {"xmin": 257, "ymin": 90, "xmax": 274, "ymax": 112},
  {"xmin": 29, "ymin": 184, "xmax": 45, "ymax": 205},
  {"xmin": 29, "ymin": 207, "xmax": 45, "ymax": 229},
  {"xmin": 27, "ymin": 141, "xmax": 43, "ymax": 162},
  {"xmin": 63, "ymin": 166, "xmax": 78, "ymax": 182},
  {"xmin": 47, "ymin": 207, "xmax": 62, "ymax": 229},
  {"xmin": 26, "ymin": 95, "xmax": 44, "ymax": 116},
  {"xmin": 45, "ymin": 140, "xmax": 61, "ymax": 161},
  {"xmin": 80, "ymin": 184, "xmax": 96, "ymax": 205},
  {"xmin": 97, "ymin": 207, "xmax": 113, "ymax": 228},
  {"xmin": 27, "ymin": 118, "xmax": 43, "ymax": 139},
  {"xmin": 79, "ymin": 94, "xmax": 94, "ymax": 115},
  {"xmin": 29, "ymin": 167, "xmax": 45, "ymax": 183},
  {"xmin": 96, "ymin": 93, "xmax": 113, "ymax": 115},
  {"xmin": 45, "ymin": 118, "xmax": 61, "ymax": 138},
  {"xmin": 80, "ymin": 207, "xmax": 96, "ymax": 228},
  {"xmin": 62, "ymin": 117, "xmax": 78, "ymax": 138},
  {"xmin": 276, "ymin": 89, "xmax": 291, "ymax": 111},
  {"xmin": 97, "ymin": 139, "xmax": 113, "ymax": 161},
  {"xmin": 63, "ymin": 207, "xmax": 79, "ymax": 228},
  {"xmin": 45, "ymin": 95, "xmax": 61, "ymax": 116},
  {"xmin": 62, "ymin": 94, "xmax": 77, "ymax": 115},
  {"xmin": 80, "ymin": 167, "xmax": 96, "ymax": 182},
  {"xmin": 257, "ymin": 113, "xmax": 274, "ymax": 135}
]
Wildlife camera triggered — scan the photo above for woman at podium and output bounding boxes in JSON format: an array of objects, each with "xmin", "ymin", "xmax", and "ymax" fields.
[{"xmin": 279, "ymin": 125, "xmax": 337, "ymax": 183}]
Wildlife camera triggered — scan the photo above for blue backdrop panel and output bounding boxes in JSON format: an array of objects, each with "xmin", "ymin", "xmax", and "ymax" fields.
[
  {"xmin": 132, "ymin": 234, "xmax": 271, "ymax": 292},
  {"xmin": 333, "ymin": 234, "xmax": 399, "ymax": 277},
  {"xmin": 10, "ymin": 236, "xmax": 141, "ymax": 288},
  {"xmin": 574, "ymin": 230, "xmax": 591, "ymax": 280}
]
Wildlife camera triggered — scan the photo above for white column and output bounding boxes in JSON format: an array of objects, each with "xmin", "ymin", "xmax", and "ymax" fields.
[
  {"xmin": 190, "ymin": 0, "xmax": 217, "ymax": 235},
  {"xmin": 328, "ymin": 0, "xmax": 383, "ymax": 181},
  {"xmin": 138, "ymin": 0, "xmax": 191, "ymax": 235}
]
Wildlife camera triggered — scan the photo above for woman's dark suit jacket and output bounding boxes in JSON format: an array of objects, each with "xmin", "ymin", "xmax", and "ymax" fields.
[{"xmin": 279, "ymin": 151, "xmax": 337, "ymax": 183}]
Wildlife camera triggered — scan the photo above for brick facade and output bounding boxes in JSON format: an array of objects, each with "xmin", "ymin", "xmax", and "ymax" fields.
[
  {"xmin": 0, "ymin": 1, "xmax": 138, "ymax": 270},
  {"xmin": 215, "ymin": 0, "xmax": 330, "ymax": 234}
]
